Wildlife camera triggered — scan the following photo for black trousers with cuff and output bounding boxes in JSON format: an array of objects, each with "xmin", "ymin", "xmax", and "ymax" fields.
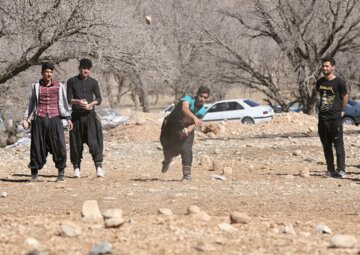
[
  {"xmin": 318, "ymin": 118, "xmax": 345, "ymax": 173},
  {"xmin": 70, "ymin": 110, "xmax": 103, "ymax": 169},
  {"xmin": 28, "ymin": 116, "xmax": 67, "ymax": 174}
]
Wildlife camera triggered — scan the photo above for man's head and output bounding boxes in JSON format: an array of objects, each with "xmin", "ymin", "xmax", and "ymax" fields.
[
  {"xmin": 41, "ymin": 62, "xmax": 54, "ymax": 82},
  {"xmin": 321, "ymin": 56, "xmax": 336, "ymax": 76},
  {"xmin": 79, "ymin": 58, "xmax": 92, "ymax": 78},
  {"xmin": 195, "ymin": 86, "xmax": 210, "ymax": 106}
]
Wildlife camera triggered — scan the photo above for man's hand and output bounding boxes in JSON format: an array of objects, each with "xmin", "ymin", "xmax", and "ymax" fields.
[
  {"xmin": 67, "ymin": 120, "xmax": 73, "ymax": 131},
  {"xmin": 193, "ymin": 117, "xmax": 202, "ymax": 128},
  {"xmin": 22, "ymin": 119, "xmax": 30, "ymax": 130},
  {"xmin": 79, "ymin": 99, "xmax": 88, "ymax": 108}
]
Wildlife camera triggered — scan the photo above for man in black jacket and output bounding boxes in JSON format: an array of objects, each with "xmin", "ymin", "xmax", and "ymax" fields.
[{"xmin": 67, "ymin": 58, "xmax": 104, "ymax": 178}]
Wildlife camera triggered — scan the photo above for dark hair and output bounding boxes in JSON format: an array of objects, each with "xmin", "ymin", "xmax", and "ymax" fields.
[
  {"xmin": 197, "ymin": 86, "xmax": 210, "ymax": 95},
  {"xmin": 79, "ymin": 58, "xmax": 93, "ymax": 69},
  {"xmin": 41, "ymin": 62, "xmax": 54, "ymax": 72},
  {"xmin": 321, "ymin": 56, "xmax": 336, "ymax": 66}
]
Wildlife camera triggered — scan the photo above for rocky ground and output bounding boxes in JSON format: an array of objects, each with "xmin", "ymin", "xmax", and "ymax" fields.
[{"xmin": 0, "ymin": 112, "xmax": 360, "ymax": 255}]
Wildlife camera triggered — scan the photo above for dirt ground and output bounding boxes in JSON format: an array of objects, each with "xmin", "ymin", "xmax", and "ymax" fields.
[{"xmin": 0, "ymin": 112, "xmax": 360, "ymax": 255}]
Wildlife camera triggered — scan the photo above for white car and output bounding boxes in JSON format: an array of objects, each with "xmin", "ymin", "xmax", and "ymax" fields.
[{"xmin": 202, "ymin": 99, "xmax": 274, "ymax": 124}]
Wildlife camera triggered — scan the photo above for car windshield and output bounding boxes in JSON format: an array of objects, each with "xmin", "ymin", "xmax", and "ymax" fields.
[{"xmin": 243, "ymin": 99, "xmax": 259, "ymax": 107}]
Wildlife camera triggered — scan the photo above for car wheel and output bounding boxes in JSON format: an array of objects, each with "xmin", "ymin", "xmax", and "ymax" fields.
[
  {"xmin": 241, "ymin": 117, "xmax": 255, "ymax": 124},
  {"xmin": 343, "ymin": 116, "xmax": 355, "ymax": 125}
]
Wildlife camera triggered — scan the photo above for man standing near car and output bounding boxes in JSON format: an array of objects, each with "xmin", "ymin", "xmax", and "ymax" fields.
[
  {"xmin": 67, "ymin": 58, "xmax": 104, "ymax": 178},
  {"xmin": 316, "ymin": 56, "xmax": 348, "ymax": 178},
  {"xmin": 160, "ymin": 86, "xmax": 210, "ymax": 181}
]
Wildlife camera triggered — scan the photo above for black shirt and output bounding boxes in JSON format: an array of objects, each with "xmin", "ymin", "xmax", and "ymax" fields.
[
  {"xmin": 66, "ymin": 76, "xmax": 102, "ymax": 112},
  {"xmin": 316, "ymin": 76, "xmax": 347, "ymax": 121}
]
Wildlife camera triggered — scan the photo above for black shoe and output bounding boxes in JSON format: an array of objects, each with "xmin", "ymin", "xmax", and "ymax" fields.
[
  {"xmin": 30, "ymin": 170, "xmax": 38, "ymax": 182},
  {"xmin": 161, "ymin": 158, "xmax": 173, "ymax": 173},
  {"xmin": 30, "ymin": 174, "xmax": 38, "ymax": 182},
  {"xmin": 182, "ymin": 173, "xmax": 192, "ymax": 181},
  {"xmin": 56, "ymin": 175, "xmax": 65, "ymax": 182}
]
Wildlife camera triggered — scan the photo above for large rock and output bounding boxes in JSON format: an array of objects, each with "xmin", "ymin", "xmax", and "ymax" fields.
[
  {"xmin": 59, "ymin": 221, "xmax": 82, "ymax": 237},
  {"xmin": 81, "ymin": 200, "xmax": 102, "ymax": 221},
  {"xmin": 103, "ymin": 208, "xmax": 124, "ymax": 228},
  {"xmin": 330, "ymin": 235, "xmax": 358, "ymax": 248},
  {"xmin": 187, "ymin": 205, "xmax": 201, "ymax": 215},
  {"xmin": 158, "ymin": 208, "xmax": 173, "ymax": 216},
  {"xmin": 203, "ymin": 123, "xmax": 226, "ymax": 135},
  {"xmin": 230, "ymin": 212, "xmax": 251, "ymax": 224},
  {"xmin": 89, "ymin": 242, "xmax": 112, "ymax": 255}
]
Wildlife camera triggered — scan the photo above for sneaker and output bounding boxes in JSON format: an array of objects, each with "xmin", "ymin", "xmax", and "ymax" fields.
[
  {"xmin": 337, "ymin": 170, "xmax": 346, "ymax": 178},
  {"xmin": 182, "ymin": 173, "xmax": 192, "ymax": 181},
  {"xmin": 73, "ymin": 168, "xmax": 80, "ymax": 178},
  {"xmin": 96, "ymin": 167, "xmax": 104, "ymax": 177},
  {"xmin": 161, "ymin": 158, "xmax": 173, "ymax": 173},
  {"xmin": 56, "ymin": 175, "xmax": 65, "ymax": 182}
]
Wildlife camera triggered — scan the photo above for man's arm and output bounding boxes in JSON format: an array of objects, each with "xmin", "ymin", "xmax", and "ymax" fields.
[
  {"xmin": 89, "ymin": 80, "xmax": 102, "ymax": 107},
  {"xmin": 181, "ymin": 101, "xmax": 202, "ymax": 127},
  {"xmin": 341, "ymin": 93, "xmax": 348, "ymax": 116}
]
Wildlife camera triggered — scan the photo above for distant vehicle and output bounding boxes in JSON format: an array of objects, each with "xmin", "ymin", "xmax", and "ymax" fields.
[
  {"xmin": 202, "ymin": 99, "xmax": 274, "ymax": 124},
  {"xmin": 96, "ymin": 108, "xmax": 129, "ymax": 129},
  {"xmin": 273, "ymin": 102, "xmax": 303, "ymax": 113},
  {"xmin": 343, "ymin": 99, "xmax": 360, "ymax": 125}
]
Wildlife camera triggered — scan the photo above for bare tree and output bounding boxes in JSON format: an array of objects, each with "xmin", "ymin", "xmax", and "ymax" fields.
[{"xmin": 203, "ymin": 0, "xmax": 360, "ymax": 113}]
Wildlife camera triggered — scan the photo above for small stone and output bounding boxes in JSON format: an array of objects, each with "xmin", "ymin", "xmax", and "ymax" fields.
[
  {"xmin": 187, "ymin": 205, "xmax": 201, "ymax": 215},
  {"xmin": 25, "ymin": 237, "xmax": 39, "ymax": 247},
  {"xmin": 218, "ymin": 223, "xmax": 237, "ymax": 232},
  {"xmin": 194, "ymin": 241, "xmax": 216, "ymax": 252},
  {"xmin": 248, "ymin": 164, "xmax": 254, "ymax": 170},
  {"xmin": 314, "ymin": 224, "xmax": 332, "ymax": 234},
  {"xmin": 102, "ymin": 209, "xmax": 123, "ymax": 219},
  {"xmin": 222, "ymin": 167, "xmax": 233, "ymax": 176},
  {"xmin": 293, "ymin": 150, "xmax": 302, "ymax": 156},
  {"xmin": 60, "ymin": 221, "xmax": 82, "ymax": 237},
  {"xmin": 158, "ymin": 208, "xmax": 173, "ymax": 216},
  {"xmin": 210, "ymin": 175, "xmax": 226, "ymax": 181},
  {"xmin": 89, "ymin": 242, "xmax": 112, "ymax": 255},
  {"xmin": 330, "ymin": 235, "xmax": 357, "ymax": 248},
  {"xmin": 0, "ymin": 192, "xmax": 8, "ymax": 198},
  {"xmin": 104, "ymin": 218, "xmax": 124, "ymax": 228},
  {"xmin": 103, "ymin": 208, "xmax": 124, "ymax": 228},
  {"xmin": 299, "ymin": 168, "xmax": 310, "ymax": 178},
  {"xmin": 213, "ymin": 160, "xmax": 223, "ymax": 172},
  {"xmin": 25, "ymin": 250, "xmax": 49, "ymax": 255},
  {"xmin": 230, "ymin": 212, "xmax": 251, "ymax": 224},
  {"xmin": 282, "ymin": 224, "xmax": 296, "ymax": 235},
  {"xmin": 82, "ymin": 200, "xmax": 102, "ymax": 221}
]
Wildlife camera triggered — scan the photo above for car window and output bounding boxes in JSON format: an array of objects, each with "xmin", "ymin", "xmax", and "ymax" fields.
[
  {"xmin": 244, "ymin": 99, "xmax": 259, "ymax": 107},
  {"xmin": 207, "ymin": 102, "xmax": 244, "ymax": 112}
]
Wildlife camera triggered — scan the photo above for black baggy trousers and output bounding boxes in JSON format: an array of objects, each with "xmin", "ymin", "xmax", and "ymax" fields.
[
  {"xmin": 29, "ymin": 116, "xmax": 67, "ymax": 171},
  {"xmin": 318, "ymin": 118, "xmax": 345, "ymax": 173},
  {"xmin": 160, "ymin": 118, "xmax": 194, "ymax": 167},
  {"xmin": 70, "ymin": 110, "xmax": 103, "ymax": 169}
]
